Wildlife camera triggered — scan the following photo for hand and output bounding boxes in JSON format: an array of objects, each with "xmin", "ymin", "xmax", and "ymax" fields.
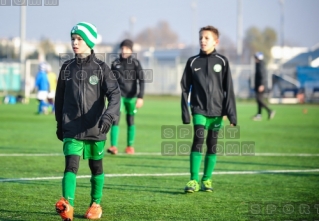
[
  {"xmin": 258, "ymin": 85, "xmax": 264, "ymax": 93},
  {"xmin": 56, "ymin": 125, "xmax": 63, "ymax": 141},
  {"xmin": 135, "ymin": 98, "xmax": 144, "ymax": 109},
  {"xmin": 99, "ymin": 113, "xmax": 113, "ymax": 134},
  {"xmin": 230, "ymin": 124, "xmax": 234, "ymax": 127}
]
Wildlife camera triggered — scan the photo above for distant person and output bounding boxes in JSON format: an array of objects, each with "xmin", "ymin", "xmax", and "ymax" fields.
[
  {"xmin": 252, "ymin": 52, "xmax": 275, "ymax": 121},
  {"xmin": 106, "ymin": 39, "xmax": 145, "ymax": 155},
  {"xmin": 181, "ymin": 25, "xmax": 237, "ymax": 193},
  {"xmin": 54, "ymin": 22, "xmax": 121, "ymax": 221},
  {"xmin": 35, "ymin": 62, "xmax": 49, "ymax": 114},
  {"xmin": 46, "ymin": 64, "xmax": 57, "ymax": 113},
  {"xmin": 297, "ymin": 88, "xmax": 305, "ymax": 103}
]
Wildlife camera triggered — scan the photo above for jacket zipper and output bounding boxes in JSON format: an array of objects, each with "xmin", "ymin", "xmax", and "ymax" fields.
[
  {"xmin": 206, "ymin": 56, "xmax": 210, "ymax": 114},
  {"xmin": 79, "ymin": 62, "xmax": 83, "ymax": 139}
]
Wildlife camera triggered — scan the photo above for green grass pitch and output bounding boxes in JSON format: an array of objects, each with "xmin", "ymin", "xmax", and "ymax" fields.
[{"xmin": 0, "ymin": 96, "xmax": 318, "ymax": 221}]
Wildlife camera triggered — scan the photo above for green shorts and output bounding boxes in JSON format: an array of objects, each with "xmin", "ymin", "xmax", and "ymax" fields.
[
  {"xmin": 63, "ymin": 138, "xmax": 105, "ymax": 160},
  {"xmin": 192, "ymin": 114, "xmax": 224, "ymax": 131},
  {"xmin": 121, "ymin": 97, "xmax": 137, "ymax": 115}
]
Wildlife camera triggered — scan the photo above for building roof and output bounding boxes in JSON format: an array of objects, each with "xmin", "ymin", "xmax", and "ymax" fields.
[{"xmin": 283, "ymin": 45, "xmax": 319, "ymax": 68}]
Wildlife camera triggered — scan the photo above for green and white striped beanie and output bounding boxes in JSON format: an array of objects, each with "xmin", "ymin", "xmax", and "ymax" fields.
[{"xmin": 70, "ymin": 22, "xmax": 98, "ymax": 49}]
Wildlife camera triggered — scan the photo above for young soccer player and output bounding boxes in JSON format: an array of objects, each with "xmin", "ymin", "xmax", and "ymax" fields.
[
  {"xmin": 35, "ymin": 62, "xmax": 49, "ymax": 114},
  {"xmin": 181, "ymin": 25, "xmax": 237, "ymax": 193},
  {"xmin": 106, "ymin": 39, "xmax": 145, "ymax": 155},
  {"xmin": 54, "ymin": 22, "xmax": 121, "ymax": 220},
  {"xmin": 252, "ymin": 52, "xmax": 275, "ymax": 121},
  {"xmin": 46, "ymin": 64, "xmax": 57, "ymax": 114}
]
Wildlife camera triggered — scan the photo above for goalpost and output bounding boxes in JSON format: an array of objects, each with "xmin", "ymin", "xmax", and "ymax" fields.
[
  {"xmin": 24, "ymin": 59, "xmax": 40, "ymax": 103},
  {"xmin": 0, "ymin": 61, "xmax": 21, "ymax": 98}
]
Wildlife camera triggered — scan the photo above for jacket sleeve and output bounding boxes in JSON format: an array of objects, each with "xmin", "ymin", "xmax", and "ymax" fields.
[
  {"xmin": 222, "ymin": 60, "xmax": 237, "ymax": 125},
  {"xmin": 54, "ymin": 64, "xmax": 67, "ymax": 126},
  {"xmin": 261, "ymin": 62, "xmax": 267, "ymax": 87},
  {"xmin": 101, "ymin": 63, "xmax": 121, "ymax": 122},
  {"xmin": 136, "ymin": 59, "xmax": 145, "ymax": 99},
  {"xmin": 180, "ymin": 59, "xmax": 192, "ymax": 124},
  {"xmin": 255, "ymin": 62, "xmax": 267, "ymax": 87}
]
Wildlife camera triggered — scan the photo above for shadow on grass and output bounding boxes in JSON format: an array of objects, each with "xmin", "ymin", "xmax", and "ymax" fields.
[
  {"xmin": 0, "ymin": 146, "xmax": 21, "ymax": 150},
  {"xmin": 0, "ymin": 209, "xmax": 90, "ymax": 221},
  {"xmin": 0, "ymin": 180, "xmax": 60, "ymax": 186},
  {"xmin": 112, "ymin": 155, "xmax": 189, "ymax": 162},
  {"xmin": 122, "ymin": 164, "xmax": 186, "ymax": 169},
  {"xmin": 0, "ymin": 218, "xmax": 24, "ymax": 221},
  {"xmin": 77, "ymin": 182, "xmax": 184, "ymax": 195},
  {"xmin": 0, "ymin": 209, "xmax": 57, "ymax": 220}
]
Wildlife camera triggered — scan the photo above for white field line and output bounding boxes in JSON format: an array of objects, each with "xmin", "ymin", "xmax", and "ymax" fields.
[
  {"xmin": 0, "ymin": 153, "xmax": 319, "ymax": 157},
  {"xmin": 0, "ymin": 153, "xmax": 63, "ymax": 156},
  {"xmin": 255, "ymin": 153, "xmax": 319, "ymax": 156},
  {"xmin": 0, "ymin": 169, "xmax": 319, "ymax": 182}
]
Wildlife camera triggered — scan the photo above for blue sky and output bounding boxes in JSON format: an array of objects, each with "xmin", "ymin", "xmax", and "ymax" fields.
[{"xmin": 1, "ymin": 0, "xmax": 319, "ymax": 48}]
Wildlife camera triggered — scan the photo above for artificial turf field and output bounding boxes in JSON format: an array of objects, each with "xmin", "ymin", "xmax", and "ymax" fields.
[{"xmin": 0, "ymin": 96, "xmax": 318, "ymax": 221}]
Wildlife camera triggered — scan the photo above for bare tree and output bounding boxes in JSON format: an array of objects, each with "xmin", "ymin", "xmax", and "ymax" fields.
[
  {"xmin": 0, "ymin": 40, "xmax": 18, "ymax": 59},
  {"xmin": 38, "ymin": 38, "xmax": 56, "ymax": 56},
  {"xmin": 243, "ymin": 26, "xmax": 277, "ymax": 63},
  {"xmin": 134, "ymin": 21, "xmax": 179, "ymax": 48},
  {"xmin": 134, "ymin": 27, "xmax": 156, "ymax": 48}
]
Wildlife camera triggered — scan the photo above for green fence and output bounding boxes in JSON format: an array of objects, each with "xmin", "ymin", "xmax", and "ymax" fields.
[{"xmin": 0, "ymin": 62, "xmax": 21, "ymax": 91}]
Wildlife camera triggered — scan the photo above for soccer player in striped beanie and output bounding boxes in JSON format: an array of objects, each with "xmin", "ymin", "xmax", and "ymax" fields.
[{"xmin": 54, "ymin": 22, "xmax": 121, "ymax": 220}]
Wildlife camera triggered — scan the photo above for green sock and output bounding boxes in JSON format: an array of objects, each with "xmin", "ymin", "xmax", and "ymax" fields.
[
  {"xmin": 62, "ymin": 172, "xmax": 76, "ymax": 206},
  {"xmin": 202, "ymin": 154, "xmax": 217, "ymax": 181},
  {"xmin": 90, "ymin": 173, "xmax": 104, "ymax": 205},
  {"xmin": 127, "ymin": 125, "xmax": 135, "ymax": 147},
  {"xmin": 190, "ymin": 151, "xmax": 202, "ymax": 182},
  {"xmin": 110, "ymin": 125, "xmax": 119, "ymax": 146}
]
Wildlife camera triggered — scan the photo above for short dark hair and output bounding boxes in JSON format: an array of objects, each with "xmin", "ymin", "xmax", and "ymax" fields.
[
  {"xmin": 120, "ymin": 39, "xmax": 133, "ymax": 50},
  {"xmin": 199, "ymin": 26, "xmax": 219, "ymax": 39}
]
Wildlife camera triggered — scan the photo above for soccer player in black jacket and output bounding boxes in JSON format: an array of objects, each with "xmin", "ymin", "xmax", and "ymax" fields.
[
  {"xmin": 106, "ymin": 39, "xmax": 145, "ymax": 155},
  {"xmin": 181, "ymin": 25, "xmax": 237, "ymax": 193},
  {"xmin": 252, "ymin": 52, "xmax": 275, "ymax": 121},
  {"xmin": 54, "ymin": 22, "xmax": 121, "ymax": 220}
]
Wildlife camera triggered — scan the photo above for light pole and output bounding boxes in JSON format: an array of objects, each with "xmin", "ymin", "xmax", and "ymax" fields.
[
  {"xmin": 130, "ymin": 16, "xmax": 136, "ymax": 40},
  {"xmin": 279, "ymin": 0, "xmax": 285, "ymax": 74},
  {"xmin": 20, "ymin": 5, "xmax": 27, "ymax": 101},
  {"xmin": 237, "ymin": 0, "xmax": 243, "ymax": 64},
  {"xmin": 191, "ymin": 0, "xmax": 198, "ymax": 54}
]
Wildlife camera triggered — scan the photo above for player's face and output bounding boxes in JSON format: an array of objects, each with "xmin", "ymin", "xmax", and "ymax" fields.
[
  {"xmin": 199, "ymin": 30, "xmax": 219, "ymax": 54},
  {"xmin": 71, "ymin": 34, "xmax": 91, "ymax": 57},
  {"xmin": 121, "ymin": 46, "xmax": 132, "ymax": 59}
]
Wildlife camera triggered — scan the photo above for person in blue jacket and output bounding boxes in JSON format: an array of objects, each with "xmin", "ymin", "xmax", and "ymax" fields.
[{"xmin": 35, "ymin": 62, "xmax": 49, "ymax": 114}]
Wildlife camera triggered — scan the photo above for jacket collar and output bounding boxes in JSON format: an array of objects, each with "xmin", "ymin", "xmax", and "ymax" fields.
[
  {"xmin": 199, "ymin": 48, "xmax": 217, "ymax": 57},
  {"xmin": 120, "ymin": 54, "xmax": 132, "ymax": 62},
  {"xmin": 75, "ymin": 50, "xmax": 95, "ymax": 64}
]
